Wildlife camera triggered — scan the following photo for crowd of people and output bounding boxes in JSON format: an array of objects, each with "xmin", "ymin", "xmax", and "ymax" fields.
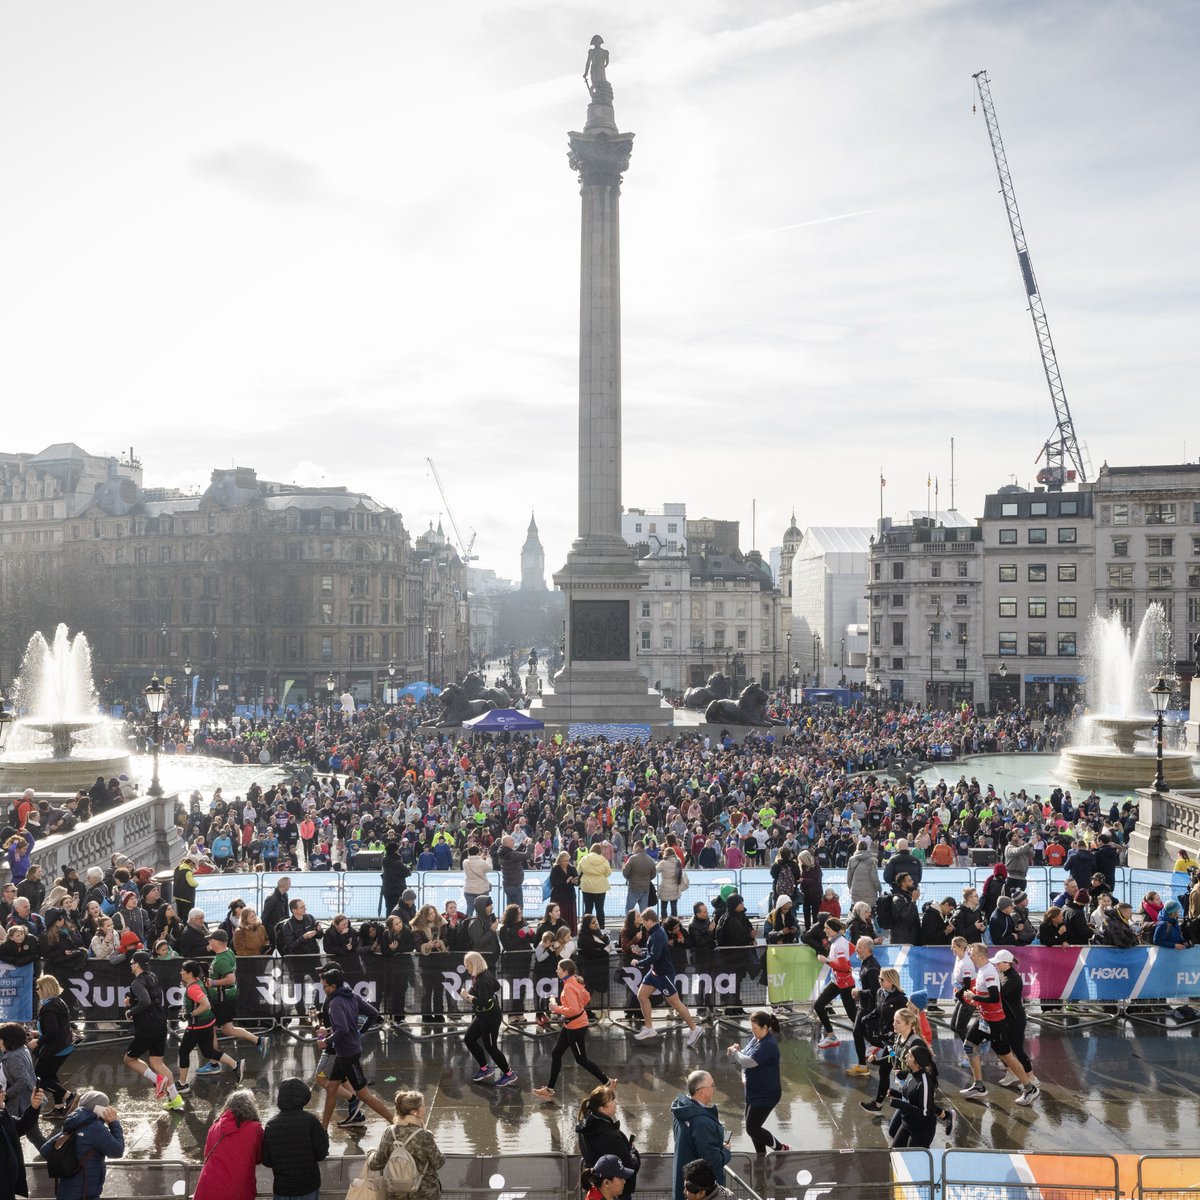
[{"xmin": 4, "ymin": 697, "xmax": 1200, "ymax": 1197}]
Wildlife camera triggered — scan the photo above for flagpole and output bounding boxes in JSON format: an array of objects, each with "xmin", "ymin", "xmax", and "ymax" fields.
[{"xmin": 879, "ymin": 468, "xmax": 885, "ymax": 524}]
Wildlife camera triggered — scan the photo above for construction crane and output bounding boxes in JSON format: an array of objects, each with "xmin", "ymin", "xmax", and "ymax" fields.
[
  {"xmin": 973, "ymin": 69, "xmax": 1087, "ymax": 490},
  {"xmin": 425, "ymin": 457, "xmax": 477, "ymax": 562}
]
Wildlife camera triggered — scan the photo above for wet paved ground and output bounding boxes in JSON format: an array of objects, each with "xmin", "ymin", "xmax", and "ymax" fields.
[{"xmin": 20, "ymin": 1010, "xmax": 1199, "ymax": 1164}]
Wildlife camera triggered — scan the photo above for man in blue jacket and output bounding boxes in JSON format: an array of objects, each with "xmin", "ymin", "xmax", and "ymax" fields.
[
  {"xmin": 315, "ymin": 967, "xmax": 393, "ymax": 1129},
  {"xmin": 671, "ymin": 1070, "xmax": 730, "ymax": 1200},
  {"xmin": 40, "ymin": 1090, "xmax": 124, "ymax": 1200}
]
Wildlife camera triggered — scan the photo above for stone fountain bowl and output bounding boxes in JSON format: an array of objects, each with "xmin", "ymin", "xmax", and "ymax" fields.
[
  {"xmin": 1089, "ymin": 715, "xmax": 1156, "ymax": 756},
  {"xmin": 1, "ymin": 716, "xmax": 130, "ymax": 791}
]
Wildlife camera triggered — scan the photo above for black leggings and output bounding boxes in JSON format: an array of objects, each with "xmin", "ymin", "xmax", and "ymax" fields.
[
  {"xmin": 35, "ymin": 1049, "xmax": 69, "ymax": 1105},
  {"xmin": 813, "ymin": 982, "xmax": 857, "ymax": 1034},
  {"xmin": 658, "ymin": 898, "xmax": 678, "ymax": 918},
  {"xmin": 582, "ymin": 893, "xmax": 607, "ymax": 927},
  {"xmin": 464, "ymin": 1010, "xmax": 510, "ymax": 1074},
  {"xmin": 887, "ymin": 1110, "xmax": 936, "ymax": 1148},
  {"xmin": 745, "ymin": 1102, "xmax": 782, "ymax": 1154},
  {"xmin": 547, "ymin": 1026, "xmax": 608, "ymax": 1090},
  {"xmin": 179, "ymin": 1024, "xmax": 222, "ymax": 1069}
]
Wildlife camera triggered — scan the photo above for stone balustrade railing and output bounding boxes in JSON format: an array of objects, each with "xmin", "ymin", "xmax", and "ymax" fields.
[
  {"xmin": 1129, "ymin": 784, "xmax": 1200, "ymax": 868},
  {"xmin": 0, "ymin": 790, "xmax": 185, "ymax": 883}
]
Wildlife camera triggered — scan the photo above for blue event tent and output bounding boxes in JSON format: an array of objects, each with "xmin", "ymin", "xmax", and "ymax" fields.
[{"xmin": 463, "ymin": 707, "xmax": 545, "ymax": 732}]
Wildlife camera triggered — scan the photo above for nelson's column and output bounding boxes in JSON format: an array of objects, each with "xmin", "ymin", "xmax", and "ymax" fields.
[{"xmin": 530, "ymin": 36, "xmax": 673, "ymax": 731}]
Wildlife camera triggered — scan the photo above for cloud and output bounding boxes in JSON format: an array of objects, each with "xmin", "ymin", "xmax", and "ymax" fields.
[{"xmin": 194, "ymin": 143, "xmax": 324, "ymax": 206}]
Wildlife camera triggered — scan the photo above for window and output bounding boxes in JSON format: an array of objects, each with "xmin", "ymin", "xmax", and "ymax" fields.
[
  {"xmin": 956, "ymin": 594, "xmax": 968, "ymax": 606},
  {"xmin": 999, "ymin": 529, "xmax": 1017, "ymax": 545},
  {"xmin": 321, "ymin": 575, "xmax": 333, "ymax": 593},
  {"xmin": 1159, "ymin": 598, "xmax": 1175, "ymax": 624},
  {"xmin": 1059, "ymin": 499, "xmax": 1078, "ymax": 515},
  {"xmin": 1000, "ymin": 502, "xmax": 1019, "ymax": 517},
  {"xmin": 321, "ymin": 636, "xmax": 333, "ymax": 660},
  {"xmin": 350, "ymin": 604, "xmax": 369, "ymax": 625},
  {"xmin": 640, "ymin": 601, "xmax": 651, "ymax": 618},
  {"xmin": 713, "ymin": 629, "xmax": 725, "ymax": 649},
  {"xmin": 873, "ymin": 562, "xmax": 881, "ymax": 580},
  {"xmin": 1058, "ymin": 632, "xmax": 1077, "ymax": 656},
  {"xmin": 1192, "ymin": 536, "xmax": 1200, "ymax": 556},
  {"xmin": 1147, "ymin": 536, "xmax": 1174, "ymax": 557},
  {"xmin": 999, "ymin": 633, "xmax": 1017, "ymax": 656},
  {"xmin": 1058, "ymin": 596, "xmax": 1077, "ymax": 618},
  {"xmin": 956, "ymin": 561, "xmax": 968, "ymax": 577},
  {"xmin": 1189, "ymin": 565, "xmax": 1200, "ymax": 589},
  {"xmin": 1028, "ymin": 564, "xmax": 1047, "ymax": 582},
  {"xmin": 1028, "ymin": 633, "xmax": 1047, "ymax": 656},
  {"xmin": 930, "ymin": 562, "xmax": 942, "ymax": 578},
  {"xmin": 714, "ymin": 601, "xmax": 724, "ymax": 617},
  {"xmin": 1028, "ymin": 528, "xmax": 1047, "ymax": 544},
  {"xmin": 640, "ymin": 630, "xmax": 651, "ymax": 650},
  {"xmin": 892, "ymin": 621, "xmax": 905, "ymax": 646},
  {"xmin": 930, "ymin": 594, "xmax": 942, "ymax": 609},
  {"xmin": 1058, "ymin": 564, "xmax": 1077, "ymax": 582},
  {"xmin": 892, "ymin": 593, "xmax": 905, "ymax": 607},
  {"xmin": 1146, "ymin": 502, "xmax": 1177, "ymax": 525},
  {"xmin": 1108, "ymin": 564, "xmax": 1133, "ymax": 587},
  {"xmin": 202, "ymin": 574, "xmax": 218, "ymax": 597},
  {"xmin": 667, "ymin": 523, "xmax": 677, "ymax": 533},
  {"xmin": 1110, "ymin": 596, "xmax": 1134, "ymax": 624},
  {"xmin": 998, "ymin": 597, "xmax": 1017, "ymax": 618},
  {"xmin": 871, "ymin": 593, "xmax": 883, "ymax": 608},
  {"xmin": 1113, "ymin": 503, "xmax": 1129, "ymax": 526},
  {"xmin": 892, "ymin": 562, "xmax": 905, "ymax": 580},
  {"xmin": 662, "ymin": 600, "xmax": 673, "ymax": 617},
  {"xmin": 1148, "ymin": 565, "xmax": 1174, "ymax": 589},
  {"xmin": 737, "ymin": 629, "xmax": 747, "ymax": 648},
  {"xmin": 1189, "ymin": 596, "xmax": 1200, "ymax": 623},
  {"xmin": 322, "ymin": 541, "xmax": 334, "ymax": 558},
  {"xmin": 1028, "ymin": 597, "xmax": 1047, "ymax": 618},
  {"xmin": 351, "ymin": 575, "xmax": 369, "ymax": 597},
  {"xmin": 1030, "ymin": 501, "xmax": 1048, "ymax": 516},
  {"xmin": 1057, "ymin": 527, "xmax": 1077, "ymax": 544},
  {"xmin": 999, "ymin": 565, "xmax": 1017, "ymax": 582},
  {"xmin": 872, "ymin": 621, "xmax": 881, "ymax": 645}
]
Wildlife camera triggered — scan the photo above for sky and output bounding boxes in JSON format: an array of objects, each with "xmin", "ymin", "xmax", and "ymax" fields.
[{"xmin": 2, "ymin": 1, "xmax": 1198, "ymax": 581}]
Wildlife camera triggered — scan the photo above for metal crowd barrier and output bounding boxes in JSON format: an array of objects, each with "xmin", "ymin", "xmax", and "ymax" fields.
[
  {"xmin": 191, "ymin": 864, "xmax": 1185, "ymax": 924},
  {"xmin": 26, "ymin": 1147, "xmax": 1193, "ymax": 1200}
]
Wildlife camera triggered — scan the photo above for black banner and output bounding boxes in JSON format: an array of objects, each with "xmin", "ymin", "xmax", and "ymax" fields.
[{"xmin": 50, "ymin": 947, "xmax": 768, "ymax": 1020}]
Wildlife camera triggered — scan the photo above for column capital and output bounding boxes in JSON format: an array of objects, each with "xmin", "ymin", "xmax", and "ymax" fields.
[{"xmin": 568, "ymin": 130, "xmax": 635, "ymax": 188}]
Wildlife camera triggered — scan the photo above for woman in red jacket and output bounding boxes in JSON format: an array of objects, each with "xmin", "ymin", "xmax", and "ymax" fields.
[
  {"xmin": 532, "ymin": 960, "xmax": 614, "ymax": 1101},
  {"xmin": 193, "ymin": 1089, "xmax": 263, "ymax": 1200}
]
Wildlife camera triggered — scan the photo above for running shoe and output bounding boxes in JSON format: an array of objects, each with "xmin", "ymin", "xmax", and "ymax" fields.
[
  {"xmin": 257, "ymin": 1034, "xmax": 271, "ymax": 1056},
  {"xmin": 163, "ymin": 1096, "xmax": 185, "ymax": 1112},
  {"xmin": 998, "ymin": 1071, "xmax": 1018, "ymax": 1087},
  {"xmin": 154, "ymin": 1074, "xmax": 169, "ymax": 1100},
  {"xmin": 771, "ymin": 1143, "xmax": 791, "ymax": 1153},
  {"xmin": 195, "ymin": 1063, "xmax": 221, "ymax": 1076},
  {"xmin": 959, "ymin": 1081, "xmax": 987, "ymax": 1099},
  {"xmin": 338, "ymin": 1109, "xmax": 367, "ymax": 1127},
  {"xmin": 347, "ymin": 1096, "xmax": 363, "ymax": 1122},
  {"xmin": 634, "ymin": 1025, "xmax": 658, "ymax": 1041},
  {"xmin": 176, "ymin": 1083, "xmax": 192, "ymax": 1096},
  {"xmin": 495, "ymin": 1070, "xmax": 518, "ymax": 1088},
  {"xmin": 816, "ymin": 1034, "xmax": 840, "ymax": 1049},
  {"xmin": 859, "ymin": 1099, "xmax": 883, "ymax": 1113},
  {"xmin": 1015, "ymin": 1083, "xmax": 1040, "ymax": 1107},
  {"xmin": 532, "ymin": 1086, "xmax": 555, "ymax": 1101},
  {"xmin": 234, "ymin": 1059, "xmax": 246, "ymax": 1084},
  {"xmin": 472, "ymin": 1066, "xmax": 495, "ymax": 1083},
  {"xmin": 685, "ymin": 1026, "xmax": 704, "ymax": 1048},
  {"xmin": 940, "ymin": 1109, "xmax": 955, "ymax": 1137},
  {"xmin": 845, "ymin": 1064, "xmax": 871, "ymax": 1077}
]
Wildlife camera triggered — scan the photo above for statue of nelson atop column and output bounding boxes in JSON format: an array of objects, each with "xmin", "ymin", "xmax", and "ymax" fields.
[{"xmin": 583, "ymin": 35, "xmax": 613, "ymax": 105}]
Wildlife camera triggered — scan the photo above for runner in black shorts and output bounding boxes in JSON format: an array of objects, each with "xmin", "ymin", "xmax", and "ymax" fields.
[
  {"xmin": 206, "ymin": 930, "xmax": 269, "ymax": 1056},
  {"xmin": 176, "ymin": 959, "xmax": 243, "ymax": 1092},
  {"xmin": 315, "ymin": 966, "xmax": 392, "ymax": 1129},
  {"xmin": 123, "ymin": 951, "xmax": 183, "ymax": 1111},
  {"xmin": 958, "ymin": 945, "xmax": 1039, "ymax": 1107}
]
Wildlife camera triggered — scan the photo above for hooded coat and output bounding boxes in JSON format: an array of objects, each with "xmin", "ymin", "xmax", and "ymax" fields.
[
  {"xmin": 670, "ymin": 1094, "xmax": 729, "ymax": 1200},
  {"xmin": 0, "ymin": 1102, "xmax": 41, "ymax": 1200},
  {"xmin": 193, "ymin": 1109, "xmax": 263, "ymax": 1200},
  {"xmin": 40, "ymin": 1106, "xmax": 125, "ymax": 1200},
  {"xmin": 577, "ymin": 1109, "xmax": 640, "ymax": 1196},
  {"xmin": 261, "ymin": 1077, "xmax": 330, "ymax": 1197},
  {"xmin": 846, "ymin": 849, "xmax": 881, "ymax": 906}
]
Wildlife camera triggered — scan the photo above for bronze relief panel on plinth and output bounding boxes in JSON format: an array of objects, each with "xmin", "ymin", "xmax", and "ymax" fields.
[{"xmin": 570, "ymin": 599, "xmax": 630, "ymax": 662}]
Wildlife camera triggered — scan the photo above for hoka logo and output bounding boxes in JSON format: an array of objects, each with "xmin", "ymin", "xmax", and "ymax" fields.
[{"xmin": 1088, "ymin": 967, "xmax": 1128, "ymax": 980}]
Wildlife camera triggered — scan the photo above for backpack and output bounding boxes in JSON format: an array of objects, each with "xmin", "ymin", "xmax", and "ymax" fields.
[
  {"xmin": 383, "ymin": 1127, "xmax": 422, "ymax": 1193},
  {"xmin": 875, "ymin": 893, "xmax": 895, "ymax": 930},
  {"xmin": 774, "ymin": 863, "xmax": 798, "ymax": 902},
  {"xmin": 44, "ymin": 1129, "xmax": 83, "ymax": 1179}
]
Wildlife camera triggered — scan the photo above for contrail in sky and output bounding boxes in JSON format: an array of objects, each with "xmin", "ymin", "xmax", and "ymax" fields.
[{"xmin": 730, "ymin": 209, "xmax": 875, "ymax": 239}]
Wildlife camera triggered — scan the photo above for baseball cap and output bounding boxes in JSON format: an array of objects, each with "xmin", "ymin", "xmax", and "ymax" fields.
[
  {"xmin": 130, "ymin": 950, "xmax": 153, "ymax": 967},
  {"xmin": 593, "ymin": 1156, "xmax": 635, "ymax": 1182},
  {"xmin": 992, "ymin": 948, "xmax": 1015, "ymax": 963}
]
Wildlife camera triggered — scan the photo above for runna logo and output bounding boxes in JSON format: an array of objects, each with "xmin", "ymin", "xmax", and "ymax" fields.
[{"xmin": 762, "ymin": 1168, "xmax": 836, "ymax": 1200}]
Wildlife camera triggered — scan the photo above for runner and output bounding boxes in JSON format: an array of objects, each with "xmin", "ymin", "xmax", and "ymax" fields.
[
  {"xmin": 632, "ymin": 908, "xmax": 704, "ymax": 1046},
  {"xmin": 813, "ymin": 918, "xmax": 858, "ymax": 1050},
  {"xmin": 315, "ymin": 966, "xmax": 393, "ymax": 1128},
  {"xmin": 958, "ymin": 944, "xmax": 1039, "ymax": 1107},
  {"xmin": 205, "ymin": 929, "xmax": 270, "ymax": 1056},
  {"xmin": 177, "ymin": 959, "xmax": 243, "ymax": 1093},
  {"xmin": 532, "ymin": 959, "xmax": 614, "ymax": 1102},
  {"xmin": 122, "ymin": 951, "xmax": 184, "ymax": 1110},
  {"xmin": 459, "ymin": 950, "xmax": 517, "ymax": 1087}
]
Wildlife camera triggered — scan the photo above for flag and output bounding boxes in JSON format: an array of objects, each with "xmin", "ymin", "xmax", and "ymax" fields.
[
  {"xmin": 926, "ymin": 474, "xmax": 931, "ymax": 487},
  {"xmin": 880, "ymin": 474, "xmax": 886, "ymax": 487}
]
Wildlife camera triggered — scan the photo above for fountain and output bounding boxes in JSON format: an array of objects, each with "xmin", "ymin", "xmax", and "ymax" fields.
[
  {"xmin": 0, "ymin": 624, "xmax": 131, "ymax": 792},
  {"xmin": 1057, "ymin": 605, "xmax": 1197, "ymax": 790}
]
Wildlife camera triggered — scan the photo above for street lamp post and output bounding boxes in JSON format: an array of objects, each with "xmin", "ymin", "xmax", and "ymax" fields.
[
  {"xmin": 1150, "ymin": 675, "xmax": 1171, "ymax": 792},
  {"xmin": 791, "ymin": 659, "xmax": 800, "ymax": 705},
  {"xmin": 183, "ymin": 659, "xmax": 193, "ymax": 720},
  {"xmin": 387, "ymin": 661, "xmax": 396, "ymax": 705},
  {"xmin": 839, "ymin": 635, "xmax": 846, "ymax": 687},
  {"xmin": 785, "ymin": 630, "xmax": 792, "ymax": 698},
  {"xmin": 143, "ymin": 674, "xmax": 166, "ymax": 798},
  {"xmin": 326, "ymin": 671, "xmax": 336, "ymax": 723},
  {"xmin": 440, "ymin": 630, "xmax": 446, "ymax": 688},
  {"xmin": 427, "ymin": 628, "xmax": 435, "ymax": 688},
  {"xmin": 960, "ymin": 632, "xmax": 968, "ymax": 688}
]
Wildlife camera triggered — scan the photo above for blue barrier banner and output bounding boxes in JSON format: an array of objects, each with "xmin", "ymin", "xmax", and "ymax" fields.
[{"xmin": 0, "ymin": 961, "xmax": 34, "ymax": 1021}]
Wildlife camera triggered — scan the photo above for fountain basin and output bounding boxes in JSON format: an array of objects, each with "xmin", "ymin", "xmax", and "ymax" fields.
[
  {"xmin": 1056, "ymin": 746, "xmax": 1197, "ymax": 791},
  {"xmin": 0, "ymin": 748, "xmax": 132, "ymax": 792}
]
